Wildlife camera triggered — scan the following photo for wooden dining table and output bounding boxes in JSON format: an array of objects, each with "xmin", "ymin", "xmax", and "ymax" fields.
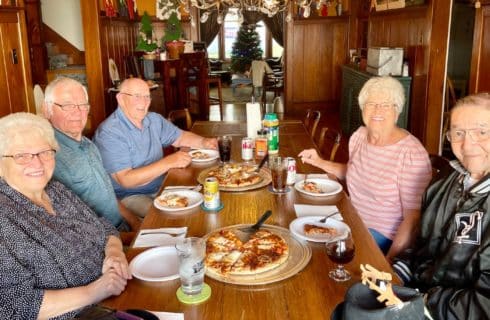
[{"xmin": 102, "ymin": 120, "xmax": 397, "ymax": 319}]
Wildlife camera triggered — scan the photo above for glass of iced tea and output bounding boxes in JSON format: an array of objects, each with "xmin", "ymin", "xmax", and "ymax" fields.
[
  {"xmin": 325, "ymin": 232, "xmax": 355, "ymax": 281},
  {"xmin": 269, "ymin": 156, "xmax": 288, "ymax": 193}
]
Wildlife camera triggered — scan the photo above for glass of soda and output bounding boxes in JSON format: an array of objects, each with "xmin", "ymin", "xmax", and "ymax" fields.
[{"xmin": 217, "ymin": 135, "xmax": 232, "ymax": 163}]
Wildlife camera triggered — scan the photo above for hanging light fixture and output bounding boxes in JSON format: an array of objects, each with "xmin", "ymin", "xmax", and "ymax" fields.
[{"xmin": 177, "ymin": 0, "xmax": 328, "ymax": 24}]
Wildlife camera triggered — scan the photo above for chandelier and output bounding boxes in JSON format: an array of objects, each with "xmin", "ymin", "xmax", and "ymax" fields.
[
  {"xmin": 183, "ymin": 0, "xmax": 339, "ymax": 24},
  {"xmin": 186, "ymin": 0, "xmax": 291, "ymax": 24}
]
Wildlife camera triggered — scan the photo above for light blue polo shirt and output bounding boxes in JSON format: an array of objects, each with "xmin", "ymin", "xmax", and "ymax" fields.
[
  {"xmin": 93, "ymin": 108, "xmax": 182, "ymax": 198},
  {"xmin": 53, "ymin": 129, "xmax": 124, "ymax": 228}
]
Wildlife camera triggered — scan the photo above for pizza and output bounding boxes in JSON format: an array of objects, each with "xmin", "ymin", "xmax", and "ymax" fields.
[
  {"xmin": 303, "ymin": 224, "xmax": 339, "ymax": 237},
  {"xmin": 155, "ymin": 193, "xmax": 189, "ymax": 208},
  {"xmin": 205, "ymin": 229, "xmax": 289, "ymax": 276},
  {"xmin": 205, "ymin": 163, "xmax": 262, "ymax": 188},
  {"xmin": 303, "ymin": 181, "xmax": 323, "ymax": 193},
  {"xmin": 190, "ymin": 151, "xmax": 210, "ymax": 160}
]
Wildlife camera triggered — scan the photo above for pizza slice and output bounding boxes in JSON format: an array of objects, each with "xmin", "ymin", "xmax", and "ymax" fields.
[
  {"xmin": 156, "ymin": 193, "xmax": 188, "ymax": 208},
  {"xmin": 303, "ymin": 224, "xmax": 339, "ymax": 237}
]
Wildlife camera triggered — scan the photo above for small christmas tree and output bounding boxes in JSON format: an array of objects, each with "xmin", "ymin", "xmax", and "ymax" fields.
[
  {"xmin": 230, "ymin": 24, "xmax": 263, "ymax": 73},
  {"xmin": 136, "ymin": 11, "xmax": 158, "ymax": 53}
]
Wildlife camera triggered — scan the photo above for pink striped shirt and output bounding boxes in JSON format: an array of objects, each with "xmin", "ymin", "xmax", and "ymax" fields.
[{"xmin": 346, "ymin": 127, "xmax": 432, "ymax": 240}]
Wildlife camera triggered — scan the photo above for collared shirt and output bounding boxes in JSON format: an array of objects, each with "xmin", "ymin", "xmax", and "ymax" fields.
[
  {"xmin": 0, "ymin": 180, "xmax": 117, "ymax": 319},
  {"xmin": 53, "ymin": 129, "xmax": 123, "ymax": 228},
  {"xmin": 93, "ymin": 108, "xmax": 181, "ymax": 198}
]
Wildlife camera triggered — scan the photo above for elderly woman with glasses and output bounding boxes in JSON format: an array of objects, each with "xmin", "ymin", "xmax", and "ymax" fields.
[
  {"xmin": 0, "ymin": 113, "xmax": 130, "ymax": 319},
  {"xmin": 299, "ymin": 76, "xmax": 432, "ymax": 260},
  {"xmin": 392, "ymin": 93, "xmax": 490, "ymax": 319}
]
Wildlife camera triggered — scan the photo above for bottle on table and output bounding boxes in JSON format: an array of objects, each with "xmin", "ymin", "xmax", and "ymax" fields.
[
  {"xmin": 263, "ymin": 113, "xmax": 279, "ymax": 155},
  {"xmin": 255, "ymin": 129, "xmax": 268, "ymax": 158}
]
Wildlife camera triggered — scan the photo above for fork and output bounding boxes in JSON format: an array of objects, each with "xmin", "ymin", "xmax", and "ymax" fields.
[
  {"xmin": 318, "ymin": 211, "xmax": 341, "ymax": 223},
  {"xmin": 163, "ymin": 184, "xmax": 202, "ymax": 192}
]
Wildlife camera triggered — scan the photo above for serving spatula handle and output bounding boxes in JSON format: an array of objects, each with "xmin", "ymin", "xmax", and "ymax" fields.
[{"xmin": 251, "ymin": 210, "xmax": 272, "ymax": 231}]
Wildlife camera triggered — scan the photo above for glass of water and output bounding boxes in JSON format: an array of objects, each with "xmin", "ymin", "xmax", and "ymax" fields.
[{"xmin": 175, "ymin": 237, "xmax": 206, "ymax": 296}]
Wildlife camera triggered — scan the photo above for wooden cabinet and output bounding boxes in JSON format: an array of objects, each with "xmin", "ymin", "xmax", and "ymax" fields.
[
  {"xmin": 0, "ymin": 7, "xmax": 33, "ymax": 117},
  {"xmin": 340, "ymin": 65, "xmax": 411, "ymax": 135}
]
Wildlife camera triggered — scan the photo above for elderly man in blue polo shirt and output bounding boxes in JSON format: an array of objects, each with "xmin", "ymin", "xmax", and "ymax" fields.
[
  {"xmin": 93, "ymin": 78, "xmax": 217, "ymax": 218},
  {"xmin": 43, "ymin": 77, "xmax": 140, "ymax": 231}
]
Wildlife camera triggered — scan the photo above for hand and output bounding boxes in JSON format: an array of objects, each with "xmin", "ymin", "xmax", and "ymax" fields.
[
  {"xmin": 102, "ymin": 249, "xmax": 131, "ymax": 280},
  {"xmin": 298, "ymin": 149, "xmax": 321, "ymax": 164},
  {"xmin": 90, "ymin": 269, "xmax": 128, "ymax": 302},
  {"xmin": 165, "ymin": 151, "xmax": 192, "ymax": 169},
  {"xmin": 202, "ymin": 137, "xmax": 218, "ymax": 150}
]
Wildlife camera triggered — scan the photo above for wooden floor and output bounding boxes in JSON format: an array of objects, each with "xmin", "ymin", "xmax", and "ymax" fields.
[{"xmin": 209, "ymin": 103, "xmax": 349, "ymax": 163}]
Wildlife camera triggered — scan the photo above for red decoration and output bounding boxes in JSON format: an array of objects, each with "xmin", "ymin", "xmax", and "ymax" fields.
[
  {"xmin": 126, "ymin": 0, "xmax": 135, "ymax": 20},
  {"xmin": 105, "ymin": 0, "xmax": 117, "ymax": 17}
]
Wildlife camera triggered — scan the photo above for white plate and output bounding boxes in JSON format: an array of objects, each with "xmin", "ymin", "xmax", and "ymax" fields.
[
  {"xmin": 189, "ymin": 149, "xmax": 219, "ymax": 162},
  {"xmin": 154, "ymin": 190, "xmax": 203, "ymax": 212},
  {"xmin": 294, "ymin": 178, "xmax": 343, "ymax": 197},
  {"xmin": 289, "ymin": 216, "xmax": 350, "ymax": 243},
  {"xmin": 130, "ymin": 246, "xmax": 180, "ymax": 282}
]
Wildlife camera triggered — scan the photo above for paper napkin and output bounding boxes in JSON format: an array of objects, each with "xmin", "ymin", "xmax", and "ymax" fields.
[
  {"xmin": 293, "ymin": 204, "xmax": 343, "ymax": 220},
  {"xmin": 246, "ymin": 102, "xmax": 262, "ymax": 139},
  {"xmin": 132, "ymin": 227, "xmax": 187, "ymax": 248},
  {"xmin": 150, "ymin": 311, "xmax": 184, "ymax": 320}
]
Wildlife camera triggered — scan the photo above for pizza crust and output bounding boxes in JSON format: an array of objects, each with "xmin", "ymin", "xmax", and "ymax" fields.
[
  {"xmin": 205, "ymin": 229, "xmax": 289, "ymax": 276},
  {"xmin": 206, "ymin": 164, "xmax": 262, "ymax": 188},
  {"xmin": 303, "ymin": 224, "xmax": 339, "ymax": 236}
]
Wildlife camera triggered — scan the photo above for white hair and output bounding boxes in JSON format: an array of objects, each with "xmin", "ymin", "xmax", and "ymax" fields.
[
  {"xmin": 0, "ymin": 112, "xmax": 59, "ymax": 155},
  {"xmin": 358, "ymin": 76, "xmax": 405, "ymax": 115},
  {"xmin": 44, "ymin": 77, "xmax": 88, "ymax": 117}
]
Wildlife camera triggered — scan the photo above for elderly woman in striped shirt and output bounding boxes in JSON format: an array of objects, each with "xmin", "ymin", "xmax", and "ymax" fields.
[{"xmin": 299, "ymin": 76, "xmax": 432, "ymax": 260}]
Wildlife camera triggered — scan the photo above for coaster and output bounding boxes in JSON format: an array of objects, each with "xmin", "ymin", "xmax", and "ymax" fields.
[
  {"xmin": 200, "ymin": 202, "xmax": 224, "ymax": 212},
  {"xmin": 176, "ymin": 283, "xmax": 211, "ymax": 304},
  {"xmin": 268, "ymin": 185, "xmax": 290, "ymax": 194}
]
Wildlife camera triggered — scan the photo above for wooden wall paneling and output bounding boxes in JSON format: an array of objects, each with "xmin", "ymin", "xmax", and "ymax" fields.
[
  {"xmin": 367, "ymin": 5, "xmax": 436, "ymax": 147},
  {"xmin": 285, "ymin": 18, "xmax": 349, "ymax": 117},
  {"xmin": 469, "ymin": 4, "xmax": 490, "ymax": 93}
]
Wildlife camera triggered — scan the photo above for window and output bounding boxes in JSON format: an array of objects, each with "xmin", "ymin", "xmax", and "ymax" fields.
[{"xmin": 206, "ymin": 9, "xmax": 283, "ymax": 61}]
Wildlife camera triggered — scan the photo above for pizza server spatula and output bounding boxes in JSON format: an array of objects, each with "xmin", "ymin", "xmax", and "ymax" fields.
[{"xmin": 236, "ymin": 210, "xmax": 272, "ymax": 242}]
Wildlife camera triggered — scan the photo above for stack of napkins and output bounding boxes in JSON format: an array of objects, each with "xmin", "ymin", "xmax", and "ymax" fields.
[
  {"xmin": 293, "ymin": 204, "xmax": 342, "ymax": 220},
  {"xmin": 132, "ymin": 227, "xmax": 187, "ymax": 248}
]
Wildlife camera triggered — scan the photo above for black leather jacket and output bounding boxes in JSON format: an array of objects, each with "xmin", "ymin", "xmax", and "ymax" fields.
[{"xmin": 393, "ymin": 165, "xmax": 490, "ymax": 320}]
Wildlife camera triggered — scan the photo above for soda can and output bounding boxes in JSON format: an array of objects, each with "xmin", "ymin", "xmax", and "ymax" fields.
[
  {"xmin": 204, "ymin": 177, "xmax": 220, "ymax": 209},
  {"xmin": 241, "ymin": 137, "xmax": 254, "ymax": 161},
  {"xmin": 286, "ymin": 157, "xmax": 297, "ymax": 185}
]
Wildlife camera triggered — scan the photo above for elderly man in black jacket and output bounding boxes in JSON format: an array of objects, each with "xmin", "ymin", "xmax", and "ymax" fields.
[{"xmin": 393, "ymin": 93, "xmax": 490, "ymax": 320}]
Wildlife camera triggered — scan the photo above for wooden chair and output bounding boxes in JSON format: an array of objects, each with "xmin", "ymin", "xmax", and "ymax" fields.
[
  {"xmin": 207, "ymin": 74, "xmax": 223, "ymax": 118},
  {"xmin": 429, "ymin": 154, "xmax": 452, "ymax": 182},
  {"xmin": 317, "ymin": 127, "xmax": 341, "ymax": 161},
  {"xmin": 304, "ymin": 109, "xmax": 321, "ymax": 139},
  {"xmin": 261, "ymin": 73, "xmax": 284, "ymax": 108},
  {"xmin": 168, "ymin": 108, "xmax": 193, "ymax": 130}
]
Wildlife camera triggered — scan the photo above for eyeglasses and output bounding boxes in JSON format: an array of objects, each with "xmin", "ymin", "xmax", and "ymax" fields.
[
  {"xmin": 120, "ymin": 92, "xmax": 152, "ymax": 101},
  {"xmin": 53, "ymin": 102, "xmax": 90, "ymax": 112},
  {"xmin": 363, "ymin": 102, "xmax": 396, "ymax": 111},
  {"xmin": 446, "ymin": 128, "xmax": 490, "ymax": 143},
  {"xmin": 2, "ymin": 149, "xmax": 56, "ymax": 165}
]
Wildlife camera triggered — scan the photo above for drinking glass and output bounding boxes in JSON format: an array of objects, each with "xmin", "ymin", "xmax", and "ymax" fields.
[
  {"xmin": 217, "ymin": 136, "xmax": 232, "ymax": 163},
  {"xmin": 175, "ymin": 237, "xmax": 206, "ymax": 296},
  {"xmin": 269, "ymin": 156, "xmax": 288, "ymax": 193},
  {"xmin": 325, "ymin": 232, "xmax": 355, "ymax": 281}
]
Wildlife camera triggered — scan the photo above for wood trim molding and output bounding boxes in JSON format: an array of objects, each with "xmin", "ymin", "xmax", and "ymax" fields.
[{"xmin": 80, "ymin": 0, "xmax": 105, "ymax": 135}]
